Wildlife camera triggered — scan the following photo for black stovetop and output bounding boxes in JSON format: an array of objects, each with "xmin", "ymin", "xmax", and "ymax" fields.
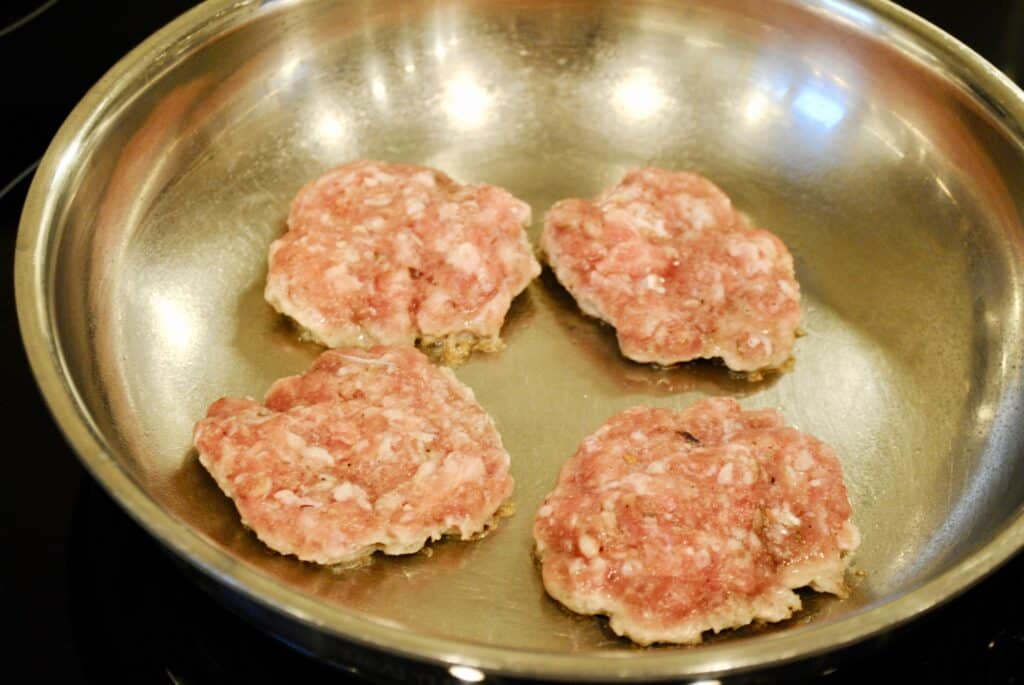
[{"xmin": 3, "ymin": 1, "xmax": 1022, "ymax": 683}]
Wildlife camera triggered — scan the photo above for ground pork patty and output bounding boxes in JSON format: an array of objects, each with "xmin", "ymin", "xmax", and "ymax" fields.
[
  {"xmin": 193, "ymin": 347, "xmax": 514, "ymax": 565},
  {"xmin": 533, "ymin": 398, "xmax": 859, "ymax": 645},
  {"xmin": 265, "ymin": 161, "xmax": 541, "ymax": 360},
  {"xmin": 540, "ymin": 168, "xmax": 801, "ymax": 373}
]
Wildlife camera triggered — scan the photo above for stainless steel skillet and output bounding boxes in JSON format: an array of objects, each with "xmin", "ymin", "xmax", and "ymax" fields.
[{"xmin": 15, "ymin": 0, "xmax": 1024, "ymax": 679}]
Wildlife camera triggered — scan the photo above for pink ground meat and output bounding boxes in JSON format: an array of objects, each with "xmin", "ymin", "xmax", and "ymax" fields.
[
  {"xmin": 541, "ymin": 168, "xmax": 801, "ymax": 374},
  {"xmin": 193, "ymin": 347, "xmax": 514, "ymax": 565},
  {"xmin": 533, "ymin": 397, "xmax": 859, "ymax": 645},
  {"xmin": 265, "ymin": 161, "xmax": 540, "ymax": 358}
]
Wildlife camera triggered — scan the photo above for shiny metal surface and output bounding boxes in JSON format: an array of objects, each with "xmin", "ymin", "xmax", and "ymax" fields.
[{"xmin": 15, "ymin": 0, "xmax": 1024, "ymax": 679}]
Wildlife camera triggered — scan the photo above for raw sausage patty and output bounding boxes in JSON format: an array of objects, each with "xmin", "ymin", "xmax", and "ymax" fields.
[
  {"xmin": 265, "ymin": 161, "xmax": 540, "ymax": 362},
  {"xmin": 193, "ymin": 347, "xmax": 514, "ymax": 565},
  {"xmin": 541, "ymin": 168, "xmax": 801, "ymax": 374},
  {"xmin": 533, "ymin": 398, "xmax": 859, "ymax": 645}
]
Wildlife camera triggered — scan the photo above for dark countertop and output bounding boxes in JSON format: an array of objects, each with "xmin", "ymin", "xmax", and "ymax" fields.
[{"xmin": 2, "ymin": 1, "xmax": 1022, "ymax": 682}]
